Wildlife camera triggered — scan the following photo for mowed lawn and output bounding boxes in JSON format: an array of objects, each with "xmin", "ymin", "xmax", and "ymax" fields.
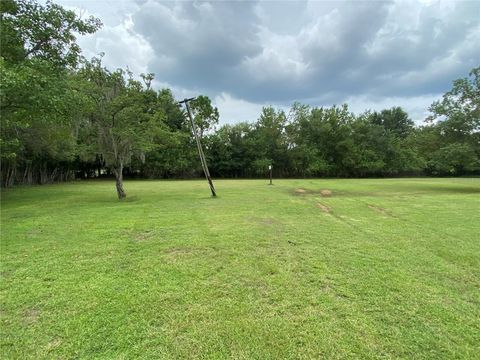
[{"xmin": 1, "ymin": 178, "xmax": 479, "ymax": 359}]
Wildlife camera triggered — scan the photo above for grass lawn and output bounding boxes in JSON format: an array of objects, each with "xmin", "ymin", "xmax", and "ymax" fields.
[{"xmin": 1, "ymin": 178, "xmax": 480, "ymax": 359}]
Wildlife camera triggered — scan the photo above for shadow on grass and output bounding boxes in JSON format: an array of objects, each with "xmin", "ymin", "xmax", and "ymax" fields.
[
  {"xmin": 382, "ymin": 183, "xmax": 480, "ymax": 195},
  {"xmin": 290, "ymin": 183, "xmax": 480, "ymax": 198}
]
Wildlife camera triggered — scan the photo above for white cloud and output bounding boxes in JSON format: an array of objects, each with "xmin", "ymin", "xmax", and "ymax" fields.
[
  {"xmin": 344, "ymin": 94, "xmax": 441, "ymax": 124},
  {"xmin": 48, "ymin": 0, "xmax": 479, "ymax": 124},
  {"xmin": 78, "ymin": 15, "xmax": 154, "ymax": 75},
  {"xmin": 214, "ymin": 93, "xmax": 266, "ymax": 124},
  {"xmin": 240, "ymin": 26, "xmax": 309, "ymax": 83},
  {"xmin": 50, "ymin": 0, "xmax": 154, "ymax": 75}
]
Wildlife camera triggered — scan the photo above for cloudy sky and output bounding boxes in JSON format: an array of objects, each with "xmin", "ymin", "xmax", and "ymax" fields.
[{"xmin": 56, "ymin": 0, "xmax": 479, "ymax": 124}]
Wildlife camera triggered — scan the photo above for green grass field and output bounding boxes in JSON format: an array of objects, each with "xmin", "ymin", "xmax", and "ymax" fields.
[{"xmin": 1, "ymin": 178, "xmax": 479, "ymax": 359}]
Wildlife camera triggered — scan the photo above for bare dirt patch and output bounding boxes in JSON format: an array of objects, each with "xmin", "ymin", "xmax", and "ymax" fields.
[
  {"xmin": 259, "ymin": 218, "xmax": 274, "ymax": 225},
  {"xmin": 164, "ymin": 247, "xmax": 194, "ymax": 256},
  {"xmin": 249, "ymin": 216, "xmax": 283, "ymax": 226},
  {"xmin": 23, "ymin": 308, "xmax": 40, "ymax": 324},
  {"xmin": 44, "ymin": 338, "xmax": 62, "ymax": 352},
  {"xmin": 316, "ymin": 203, "xmax": 331, "ymax": 213},
  {"xmin": 123, "ymin": 228, "xmax": 159, "ymax": 242},
  {"xmin": 26, "ymin": 229, "xmax": 42, "ymax": 238},
  {"xmin": 320, "ymin": 190, "xmax": 332, "ymax": 197},
  {"xmin": 368, "ymin": 204, "xmax": 391, "ymax": 217},
  {"xmin": 259, "ymin": 218, "xmax": 279, "ymax": 226},
  {"xmin": 162, "ymin": 247, "xmax": 197, "ymax": 262},
  {"xmin": 293, "ymin": 188, "xmax": 333, "ymax": 197},
  {"xmin": 163, "ymin": 246, "xmax": 215, "ymax": 262},
  {"xmin": 133, "ymin": 230, "xmax": 154, "ymax": 242}
]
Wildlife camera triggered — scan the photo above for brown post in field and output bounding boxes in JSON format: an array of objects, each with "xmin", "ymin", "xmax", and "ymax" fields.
[{"xmin": 180, "ymin": 98, "xmax": 217, "ymax": 197}]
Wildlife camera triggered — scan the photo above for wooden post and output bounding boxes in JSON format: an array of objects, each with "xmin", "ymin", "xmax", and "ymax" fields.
[
  {"xmin": 180, "ymin": 98, "xmax": 217, "ymax": 197},
  {"xmin": 269, "ymin": 165, "xmax": 273, "ymax": 185}
]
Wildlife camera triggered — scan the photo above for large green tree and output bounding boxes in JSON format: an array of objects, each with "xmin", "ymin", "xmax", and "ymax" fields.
[
  {"xmin": 428, "ymin": 67, "xmax": 480, "ymax": 137},
  {"xmin": 207, "ymin": 122, "xmax": 256, "ymax": 178},
  {"xmin": 77, "ymin": 59, "xmax": 169, "ymax": 198},
  {"xmin": 250, "ymin": 107, "xmax": 289, "ymax": 176},
  {"xmin": 369, "ymin": 107, "xmax": 415, "ymax": 139},
  {"xmin": 189, "ymin": 95, "xmax": 219, "ymax": 137},
  {"xmin": 424, "ymin": 66, "xmax": 480, "ymax": 175},
  {"xmin": 0, "ymin": 0, "xmax": 101, "ymax": 186}
]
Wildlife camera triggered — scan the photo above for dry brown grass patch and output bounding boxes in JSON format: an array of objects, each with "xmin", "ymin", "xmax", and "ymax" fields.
[
  {"xmin": 320, "ymin": 190, "xmax": 332, "ymax": 197},
  {"xmin": 368, "ymin": 204, "xmax": 391, "ymax": 216},
  {"xmin": 316, "ymin": 203, "xmax": 331, "ymax": 213},
  {"xmin": 22, "ymin": 308, "xmax": 40, "ymax": 324}
]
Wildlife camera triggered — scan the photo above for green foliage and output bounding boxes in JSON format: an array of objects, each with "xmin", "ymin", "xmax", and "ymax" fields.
[
  {"xmin": 189, "ymin": 95, "xmax": 219, "ymax": 136},
  {"xmin": 348, "ymin": 117, "xmax": 386, "ymax": 176},
  {"xmin": 0, "ymin": 0, "xmax": 101, "ymax": 67},
  {"xmin": 0, "ymin": 0, "xmax": 101, "ymax": 186},
  {"xmin": 76, "ymin": 58, "xmax": 170, "ymax": 197},
  {"xmin": 207, "ymin": 122, "xmax": 258, "ymax": 177},
  {"xmin": 287, "ymin": 104, "xmax": 355, "ymax": 176},
  {"xmin": 428, "ymin": 66, "xmax": 480, "ymax": 136},
  {"xmin": 370, "ymin": 106, "xmax": 415, "ymax": 139},
  {"xmin": 157, "ymin": 89, "xmax": 185, "ymax": 130},
  {"xmin": 428, "ymin": 143, "xmax": 479, "ymax": 175},
  {"xmin": 420, "ymin": 66, "xmax": 480, "ymax": 175},
  {"xmin": 251, "ymin": 106, "xmax": 289, "ymax": 175}
]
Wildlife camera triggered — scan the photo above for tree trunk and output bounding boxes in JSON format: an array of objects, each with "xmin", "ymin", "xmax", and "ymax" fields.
[
  {"xmin": 50, "ymin": 167, "xmax": 58, "ymax": 183},
  {"xmin": 39, "ymin": 162, "xmax": 48, "ymax": 185},
  {"xmin": 8, "ymin": 165, "xmax": 16, "ymax": 187},
  {"xmin": 113, "ymin": 164, "xmax": 126, "ymax": 199},
  {"xmin": 2, "ymin": 163, "xmax": 16, "ymax": 187}
]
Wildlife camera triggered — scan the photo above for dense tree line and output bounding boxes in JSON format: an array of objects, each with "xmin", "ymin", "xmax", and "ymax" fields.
[
  {"xmin": 1, "ymin": 0, "xmax": 479, "ymax": 198},
  {"xmin": 206, "ymin": 80, "xmax": 479, "ymax": 179}
]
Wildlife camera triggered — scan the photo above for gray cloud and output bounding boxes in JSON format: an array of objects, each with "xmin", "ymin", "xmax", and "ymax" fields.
[
  {"xmin": 55, "ymin": 0, "xmax": 479, "ymax": 123},
  {"xmin": 128, "ymin": 0, "xmax": 478, "ymax": 105},
  {"xmin": 132, "ymin": 0, "xmax": 262, "ymax": 92}
]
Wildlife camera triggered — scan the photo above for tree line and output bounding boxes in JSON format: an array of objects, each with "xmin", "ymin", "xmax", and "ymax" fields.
[
  {"xmin": 1, "ymin": 0, "xmax": 479, "ymax": 198},
  {"xmin": 206, "ymin": 88, "xmax": 479, "ymax": 179}
]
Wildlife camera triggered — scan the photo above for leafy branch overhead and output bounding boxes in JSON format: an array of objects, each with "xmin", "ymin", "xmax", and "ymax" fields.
[{"xmin": 1, "ymin": 0, "xmax": 101, "ymax": 67}]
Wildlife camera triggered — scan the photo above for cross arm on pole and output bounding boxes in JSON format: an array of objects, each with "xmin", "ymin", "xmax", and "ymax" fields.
[{"xmin": 177, "ymin": 97, "xmax": 196, "ymax": 105}]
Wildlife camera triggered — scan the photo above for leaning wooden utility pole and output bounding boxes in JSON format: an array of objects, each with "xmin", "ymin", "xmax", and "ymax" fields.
[{"xmin": 179, "ymin": 97, "xmax": 217, "ymax": 197}]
